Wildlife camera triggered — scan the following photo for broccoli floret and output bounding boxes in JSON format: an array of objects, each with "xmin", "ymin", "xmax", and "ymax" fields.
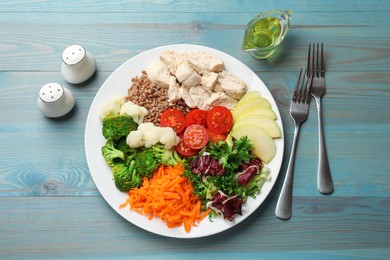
[
  {"xmin": 115, "ymin": 137, "xmax": 130, "ymax": 152},
  {"xmin": 101, "ymin": 139, "xmax": 125, "ymax": 167},
  {"xmin": 151, "ymin": 143, "xmax": 182, "ymax": 166},
  {"xmin": 102, "ymin": 137, "xmax": 144, "ymax": 191},
  {"xmin": 112, "ymin": 161, "xmax": 142, "ymax": 192},
  {"xmin": 133, "ymin": 148, "xmax": 159, "ymax": 178},
  {"xmin": 102, "ymin": 130, "xmax": 183, "ymax": 193},
  {"xmin": 130, "ymin": 144, "xmax": 182, "ymax": 181},
  {"xmin": 102, "ymin": 115, "xmax": 138, "ymax": 141},
  {"xmin": 116, "ymin": 136, "xmax": 139, "ymax": 161}
]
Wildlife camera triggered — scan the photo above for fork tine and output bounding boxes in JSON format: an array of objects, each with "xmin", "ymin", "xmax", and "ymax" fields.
[
  {"xmin": 299, "ymin": 69, "xmax": 309, "ymax": 103},
  {"xmin": 311, "ymin": 43, "xmax": 315, "ymax": 77},
  {"xmin": 295, "ymin": 69, "xmax": 305, "ymax": 104},
  {"xmin": 311, "ymin": 43, "xmax": 325, "ymax": 78},
  {"xmin": 298, "ymin": 70, "xmax": 305, "ymax": 103},
  {"xmin": 293, "ymin": 68, "xmax": 303, "ymax": 102},
  {"xmin": 306, "ymin": 44, "xmax": 311, "ymax": 77},
  {"xmin": 313, "ymin": 43, "xmax": 320, "ymax": 77},
  {"xmin": 320, "ymin": 43, "xmax": 325, "ymax": 77},
  {"xmin": 294, "ymin": 68, "xmax": 312, "ymax": 104},
  {"xmin": 304, "ymin": 70, "xmax": 312, "ymax": 103}
]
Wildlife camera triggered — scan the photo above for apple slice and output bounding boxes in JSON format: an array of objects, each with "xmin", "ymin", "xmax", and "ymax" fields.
[
  {"xmin": 236, "ymin": 91, "xmax": 261, "ymax": 106},
  {"xmin": 232, "ymin": 115, "xmax": 281, "ymax": 138},
  {"xmin": 235, "ymin": 107, "xmax": 277, "ymax": 120},
  {"xmin": 231, "ymin": 125, "xmax": 276, "ymax": 164},
  {"xmin": 233, "ymin": 97, "xmax": 271, "ymax": 119}
]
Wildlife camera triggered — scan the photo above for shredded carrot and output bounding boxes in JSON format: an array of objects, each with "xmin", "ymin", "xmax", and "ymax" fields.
[{"xmin": 120, "ymin": 163, "xmax": 210, "ymax": 233}]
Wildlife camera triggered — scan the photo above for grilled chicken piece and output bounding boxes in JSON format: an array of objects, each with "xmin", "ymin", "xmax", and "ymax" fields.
[
  {"xmin": 201, "ymin": 71, "xmax": 218, "ymax": 91},
  {"xmin": 186, "ymin": 51, "xmax": 224, "ymax": 73},
  {"xmin": 179, "ymin": 86, "xmax": 197, "ymax": 108},
  {"xmin": 207, "ymin": 92, "xmax": 238, "ymax": 111},
  {"xmin": 189, "ymin": 85, "xmax": 211, "ymax": 110},
  {"xmin": 160, "ymin": 50, "xmax": 187, "ymax": 74},
  {"xmin": 175, "ymin": 63, "xmax": 202, "ymax": 88},
  {"xmin": 217, "ymin": 71, "xmax": 247, "ymax": 99},
  {"xmin": 167, "ymin": 82, "xmax": 181, "ymax": 103},
  {"xmin": 212, "ymin": 82, "xmax": 224, "ymax": 92},
  {"xmin": 146, "ymin": 60, "xmax": 176, "ymax": 88}
]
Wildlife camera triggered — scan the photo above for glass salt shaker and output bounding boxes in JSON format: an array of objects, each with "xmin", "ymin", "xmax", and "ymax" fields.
[
  {"xmin": 37, "ymin": 82, "xmax": 75, "ymax": 118},
  {"xmin": 61, "ymin": 44, "xmax": 96, "ymax": 84}
]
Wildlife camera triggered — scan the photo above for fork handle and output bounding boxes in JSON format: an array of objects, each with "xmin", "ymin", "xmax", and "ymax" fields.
[
  {"xmin": 275, "ymin": 124, "xmax": 300, "ymax": 220},
  {"xmin": 315, "ymin": 97, "xmax": 334, "ymax": 194}
]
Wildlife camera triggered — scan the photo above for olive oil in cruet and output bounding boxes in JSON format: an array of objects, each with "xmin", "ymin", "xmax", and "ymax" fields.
[
  {"xmin": 245, "ymin": 17, "xmax": 281, "ymax": 49},
  {"xmin": 242, "ymin": 10, "xmax": 292, "ymax": 59}
]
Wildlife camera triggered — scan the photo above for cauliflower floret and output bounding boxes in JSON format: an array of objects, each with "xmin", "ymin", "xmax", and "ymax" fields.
[
  {"xmin": 138, "ymin": 123, "xmax": 161, "ymax": 148},
  {"xmin": 126, "ymin": 130, "xmax": 145, "ymax": 148},
  {"xmin": 119, "ymin": 101, "xmax": 149, "ymax": 124},
  {"xmin": 98, "ymin": 96, "xmax": 124, "ymax": 120},
  {"xmin": 159, "ymin": 127, "xmax": 180, "ymax": 149},
  {"xmin": 126, "ymin": 122, "xmax": 179, "ymax": 149}
]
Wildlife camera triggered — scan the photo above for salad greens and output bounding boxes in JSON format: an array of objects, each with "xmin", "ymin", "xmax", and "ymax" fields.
[
  {"xmin": 184, "ymin": 136, "xmax": 270, "ymax": 218},
  {"xmin": 207, "ymin": 135, "xmax": 253, "ymax": 170}
]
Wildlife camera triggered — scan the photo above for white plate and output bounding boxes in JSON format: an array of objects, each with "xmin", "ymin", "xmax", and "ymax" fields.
[{"xmin": 85, "ymin": 44, "xmax": 284, "ymax": 238}]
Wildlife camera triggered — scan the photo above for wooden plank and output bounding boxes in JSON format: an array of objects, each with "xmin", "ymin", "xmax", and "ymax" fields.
[
  {"xmin": 0, "ymin": 12, "xmax": 389, "ymax": 72},
  {"xmin": 0, "ymin": 196, "xmax": 388, "ymax": 258},
  {"xmin": 0, "ymin": 0, "xmax": 389, "ymax": 12}
]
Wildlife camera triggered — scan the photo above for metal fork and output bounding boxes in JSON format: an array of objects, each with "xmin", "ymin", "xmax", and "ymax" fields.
[
  {"xmin": 275, "ymin": 69, "xmax": 312, "ymax": 220},
  {"xmin": 307, "ymin": 43, "xmax": 334, "ymax": 194}
]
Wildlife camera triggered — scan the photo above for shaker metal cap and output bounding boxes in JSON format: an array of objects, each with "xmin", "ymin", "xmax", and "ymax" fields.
[{"xmin": 62, "ymin": 44, "xmax": 86, "ymax": 66}]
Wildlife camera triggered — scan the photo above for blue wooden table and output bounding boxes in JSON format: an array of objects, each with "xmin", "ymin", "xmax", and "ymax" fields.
[{"xmin": 1, "ymin": 1, "xmax": 389, "ymax": 259}]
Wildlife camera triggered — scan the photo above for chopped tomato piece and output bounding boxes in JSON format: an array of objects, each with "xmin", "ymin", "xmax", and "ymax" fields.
[
  {"xmin": 183, "ymin": 124, "xmax": 209, "ymax": 150},
  {"xmin": 160, "ymin": 108, "xmax": 186, "ymax": 134},
  {"xmin": 206, "ymin": 106, "xmax": 233, "ymax": 134},
  {"xmin": 208, "ymin": 130, "xmax": 228, "ymax": 143},
  {"xmin": 175, "ymin": 137, "xmax": 200, "ymax": 157},
  {"xmin": 185, "ymin": 109, "xmax": 208, "ymax": 128}
]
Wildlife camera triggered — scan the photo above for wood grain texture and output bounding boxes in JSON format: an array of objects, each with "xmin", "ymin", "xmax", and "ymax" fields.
[
  {"xmin": 0, "ymin": 0, "xmax": 389, "ymax": 258},
  {"xmin": 0, "ymin": 0, "xmax": 389, "ymax": 12},
  {"xmin": 0, "ymin": 197, "xmax": 389, "ymax": 258},
  {"xmin": 0, "ymin": 11, "xmax": 389, "ymax": 72}
]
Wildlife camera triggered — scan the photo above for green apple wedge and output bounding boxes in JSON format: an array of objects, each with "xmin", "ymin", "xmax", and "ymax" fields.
[
  {"xmin": 231, "ymin": 125, "xmax": 276, "ymax": 164},
  {"xmin": 236, "ymin": 91, "xmax": 261, "ymax": 106},
  {"xmin": 232, "ymin": 114, "xmax": 281, "ymax": 138},
  {"xmin": 235, "ymin": 107, "xmax": 277, "ymax": 120},
  {"xmin": 233, "ymin": 96, "xmax": 271, "ymax": 119}
]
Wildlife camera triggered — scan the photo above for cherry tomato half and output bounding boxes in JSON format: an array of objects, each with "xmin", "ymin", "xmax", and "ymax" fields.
[
  {"xmin": 175, "ymin": 137, "xmax": 200, "ymax": 157},
  {"xmin": 208, "ymin": 130, "xmax": 228, "ymax": 143},
  {"xmin": 206, "ymin": 106, "xmax": 233, "ymax": 134},
  {"xmin": 185, "ymin": 109, "xmax": 208, "ymax": 128},
  {"xmin": 183, "ymin": 124, "xmax": 209, "ymax": 150},
  {"xmin": 160, "ymin": 108, "xmax": 186, "ymax": 134}
]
